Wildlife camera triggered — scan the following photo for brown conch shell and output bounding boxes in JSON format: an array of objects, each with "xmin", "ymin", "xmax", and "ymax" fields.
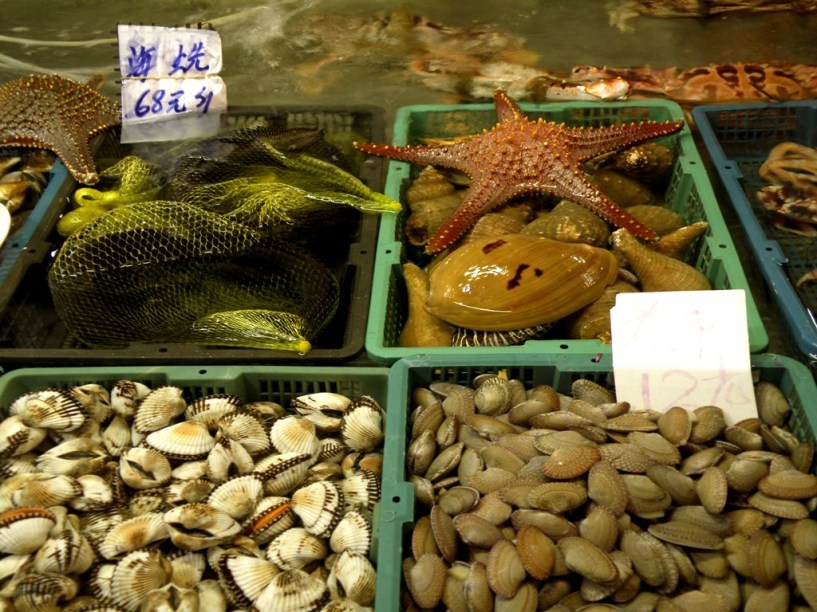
[
  {"xmin": 611, "ymin": 228, "xmax": 711, "ymax": 292},
  {"xmin": 521, "ymin": 200, "xmax": 611, "ymax": 247},
  {"xmin": 590, "ymin": 168, "xmax": 660, "ymax": 207},
  {"xmin": 399, "ymin": 262, "xmax": 454, "ymax": 347},
  {"xmin": 626, "ymin": 205, "xmax": 685, "ymax": 236},
  {"xmin": 651, "ymin": 221, "xmax": 709, "ymax": 260},
  {"xmin": 564, "ymin": 279, "xmax": 639, "ymax": 342},
  {"xmin": 404, "ymin": 167, "xmax": 463, "ymax": 247},
  {"xmin": 426, "ymin": 234, "xmax": 619, "ymax": 331}
]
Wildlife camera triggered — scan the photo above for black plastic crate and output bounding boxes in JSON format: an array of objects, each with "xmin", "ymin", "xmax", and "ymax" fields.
[{"xmin": 0, "ymin": 106, "xmax": 386, "ymax": 369}]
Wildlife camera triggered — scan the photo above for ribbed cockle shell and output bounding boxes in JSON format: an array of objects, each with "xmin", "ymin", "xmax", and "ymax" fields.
[{"xmin": 426, "ymin": 234, "xmax": 618, "ymax": 331}]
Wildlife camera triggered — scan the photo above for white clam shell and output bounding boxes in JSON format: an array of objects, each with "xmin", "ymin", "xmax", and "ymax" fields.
[
  {"xmin": 133, "ymin": 386, "xmax": 187, "ymax": 434},
  {"xmin": 341, "ymin": 396, "xmax": 384, "ymax": 453},
  {"xmin": 0, "ymin": 415, "xmax": 47, "ymax": 457},
  {"xmin": 255, "ymin": 451, "xmax": 312, "ymax": 496},
  {"xmin": 254, "ymin": 568, "xmax": 329, "ymax": 611},
  {"xmin": 163, "ymin": 503, "xmax": 241, "ymax": 551},
  {"xmin": 119, "ymin": 447, "xmax": 172, "ymax": 489},
  {"xmin": 109, "ymin": 549, "xmax": 173, "ymax": 612},
  {"xmin": 266, "ymin": 527, "xmax": 328, "ymax": 570},
  {"xmin": 206, "ymin": 474, "xmax": 264, "ymax": 520},
  {"xmin": 269, "ymin": 416, "xmax": 321, "ymax": 458},
  {"xmin": 290, "ymin": 481, "xmax": 344, "ymax": 539},
  {"xmin": 0, "ymin": 507, "xmax": 57, "ymax": 555},
  {"xmin": 330, "ymin": 509, "xmax": 373, "ymax": 555},
  {"xmin": 328, "ymin": 548, "xmax": 377, "ymax": 606},
  {"xmin": 98, "ymin": 512, "xmax": 170, "ymax": 559},
  {"xmin": 242, "ymin": 496, "xmax": 297, "ymax": 545},
  {"xmin": 145, "ymin": 421, "xmax": 215, "ymax": 460},
  {"xmin": 110, "ymin": 380, "xmax": 151, "ymax": 418},
  {"xmin": 17, "ymin": 389, "xmax": 87, "ymax": 432},
  {"xmin": 216, "ymin": 552, "xmax": 280, "ymax": 608},
  {"xmin": 217, "ymin": 412, "xmax": 270, "ymax": 456}
]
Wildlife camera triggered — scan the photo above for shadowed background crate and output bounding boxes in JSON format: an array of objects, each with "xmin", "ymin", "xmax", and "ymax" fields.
[
  {"xmin": 375, "ymin": 351, "xmax": 817, "ymax": 611},
  {"xmin": 0, "ymin": 106, "xmax": 386, "ymax": 368},
  {"xmin": 365, "ymin": 99, "xmax": 767, "ymax": 364},
  {"xmin": 693, "ymin": 101, "xmax": 817, "ymax": 372}
]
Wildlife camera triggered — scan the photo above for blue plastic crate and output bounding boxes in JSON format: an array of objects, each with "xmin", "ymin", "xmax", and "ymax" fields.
[{"xmin": 693, "ymin": 101, "xmax": 817, "ymax": 371}]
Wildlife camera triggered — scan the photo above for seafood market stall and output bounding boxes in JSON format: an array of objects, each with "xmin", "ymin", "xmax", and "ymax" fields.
[{"xmin": 0, "ymin": 1, "xmax": 817, "ymax": 610}]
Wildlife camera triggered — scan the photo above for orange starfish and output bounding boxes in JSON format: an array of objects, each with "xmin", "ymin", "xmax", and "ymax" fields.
[
  {"xmin": 0, "ymin": 74, "xmax": 120, "ymax": 185},
  {"xmin": 356, "ymin": 89, "xmax": 684, "ymax": 253}
]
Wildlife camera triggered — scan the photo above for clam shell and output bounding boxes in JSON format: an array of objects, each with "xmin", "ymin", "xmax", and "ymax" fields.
[
  {"xmin": 558, "ymin": 535, "xmax": 619, "ymax": 583},
  {"xmin": 290, "ymin": 481, "xmax": 344, "ymax": 538},
  {"xmin": 747, "ymin": 529, "xmax": 787, "ymax": 586},
  {"xmin": 98, "ymin": 512, "xmax": 169, "ymax": 559},
  {"xmin": 206, "ymin": 437, "xmax": 256, "ymax": 482},
  {"xmin": 0, "ymin": 415, "xmax": 47, "ymax": 457},
  {"xmin": 266, "ymin": 526, "xmax": 328, "ymax": 570},
  {"xmin": 516, "ymin": 523, "xmax": 556, "ymax": 580},
  {"xmin": 757, "ymin": 468, "xmax": 817, "ymax": 500},
  {"xmin": 647, "ymin": 520, "xmax": 724, "ymax": 549},
  {"xmin": 657, "ymin": 406, "xmax": 692, "ymax": 446},
  {"xmin": 133, "ymin": 386, "xmax": 186, "ymax": 434},
  {"xmin": 341, "ymin": 396, "xmax": 384, "ymax": 452},
  {"xmin": 329, "ymin": 548, "xmax": 376, "ymax": 606},
  {"xmin": 579, "ymin": 504, "xmax": 620, "ymax": 553},
  {"xmin": 426, "ymin": 234, "xmax": 618, "ymax": 330},
  {"xmin": 646, "ymin": 464, "xmax": 698, "ymax": 506},
  {"xmin": 269, "ymin": 415, "xmax": 320, "ymax": 458},
  {"xmin": 486, "ymin": 538, "xmax": 526, "ymax": 599},
  {"xmin": 34, "ymin": 437, "xmax": 108, "ymax": 476},
  {"xmin": 34, "ymin": 524, "xmax": 96, "ymax": 574},
  {"xmin": 453, "ymin": 512, "xmax": 503, "ymax": 549},
  {"xmin": 747, "ymin": 491, "xmax": 810, "ymax": 519},
  {"xmin": 206, "ymin": 474, "xmax": 264, "ymax": 520},
  {"xmin": 696, "ymin": 466, "xmax": 728, "ymax": 515},
  {"xmin": 164, "ymin": 478, "xmax": 215, "ymax": 506},
  {"xmin": 330, "ymin": 509, "xmax": 372, "ymax": 555},
  {"xmin": 254, "ymin": 568, "xmax": 330, "ymax": 612},
  {"xmin": 791, "ymin": 518, "xmax": 817, "ymax": 559},
  {"xmin": 145, "ymin": 421, "xmax": 215, "ymax": 460},
  {"xmin": 474, "ymin": 375, "xmax": 512, "ymax": 415},
  {"xmin": 109, "ymin": 549, "xmax": 173, "ymax": 612},
  {"xmin": 110, "ymin": 380, "xmax": 151, "ymax": 418},
  {"xmin": 754, "ymin": 381, "xmax": 790, "ymax": 427},
  {"xmin": 405, "ymin": 553, "xmax": 446, "ymax": 609},
  {"xmin": 12, "ymin": 573, "xmax": 79, "ymax": 612},
  {"xmin": 793, "ymin": 552, "xmax": 817, "ymax": 609},
  {"xmin": 541, "ymin": 445, "xmax": 601, "ymax": 479},
  {"xmin": 7, "ymin": 472, "xmax": 82, "ymax": 508},
  {"xmin": 216, "ymin": 552, "xmax": 280, "ymax": 608},
  {"xmin": 528, "ymin": 481, "xmax": 588, "ymax": 513},
  {"xmin": 587, "ymin": 459, "xmax": 629, "ymax": 515}
]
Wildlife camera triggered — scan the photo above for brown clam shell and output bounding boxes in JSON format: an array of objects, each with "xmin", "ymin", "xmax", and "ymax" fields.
[
  {"xmin": 757, "ymin": 468, "xmax": 817, "ymax": 500},
  {"xmin": 426, "ymin": 234, "xmax": 618, "ymax": 331},
  {"xmin": 516, "ymin": 524, "xmax": 555, "ymax": 580},
  {"xmin": 541, "ymin": 445, "xmax": 601, "ymax": 479}
]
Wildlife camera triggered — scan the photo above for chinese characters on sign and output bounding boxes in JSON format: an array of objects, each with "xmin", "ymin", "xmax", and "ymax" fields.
[{"xmin": 117, "ymin": 25, "xmax": 227, "ymax": 142}]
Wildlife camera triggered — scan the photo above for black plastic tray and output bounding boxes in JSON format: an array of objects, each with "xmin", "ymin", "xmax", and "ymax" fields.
[{"xmin": 0, "ymin": 106, "xmax": 386, "ymax": 369}]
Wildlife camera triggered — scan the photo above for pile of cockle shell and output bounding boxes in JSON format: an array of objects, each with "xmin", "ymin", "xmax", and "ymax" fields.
[
  {"xmin": 403, "ymin": 371, "xmax": 817, "ymax": 610},
  {"xmin": 399, "ymin": 142, "xmax": 713, "ymax": 348},
  {"xmin": 0, "ymin": 380, "xmax": 384, "ymax": 611}
]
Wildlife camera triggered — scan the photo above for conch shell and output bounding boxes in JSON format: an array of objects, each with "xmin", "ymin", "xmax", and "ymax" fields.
[
  {"xmin": 564, "ymin": 280, "xmax": 639, "ymax": 343},
  {"xmin": 611, "ymin": 228, "xmax": 711, "ymax": 292},
  {"xmin": 404, "ymin": 167, "xmax": 463, "ymax": 247},
  {"xmin": 426, "ymin": 234, "xmax": 619, "ymax": 331},
  {"xmin": 399, "ymin": 262, "xmax": 454, "ymax": 347},
  {"xmin": 521, "ymin": 200, "xmax": 611, "ymax": 247}
]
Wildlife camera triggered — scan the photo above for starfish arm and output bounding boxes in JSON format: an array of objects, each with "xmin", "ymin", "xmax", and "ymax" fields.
[
  {"xmin": 566, "ymin": 120, "xmax": 684, "ymax": 163},
  {"xmin": 354, "ymin": 141, "xmax": 471, "ymax": 174},
  {"xmin": 549, "ymin": 168, "xmax": 659, "ymax": 241},
  {"xmin": 425, "ymin": 181, "xmax": 510, "ymax": 254},
  {"xmin": 493, "ymin": 89, "xmax": 526, "ymax": 124}
]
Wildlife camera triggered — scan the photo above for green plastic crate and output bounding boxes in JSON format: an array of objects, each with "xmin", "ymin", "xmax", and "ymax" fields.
[
  {"xmin": 365, "ymin": 99, "xmax": 768, "ymax": 363},
  {"xmin": 375, "ymin": 351, "xmax": 817, "ymax": 611},
  {"xmin": 0, "ymin": 364, "xmax": 400, "ymax": 610}
]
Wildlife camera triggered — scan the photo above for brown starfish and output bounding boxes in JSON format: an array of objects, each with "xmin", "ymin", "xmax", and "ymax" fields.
[
  {"xmin": 356, "ymin": 89, "xmax": 684, "ymax": 253},
  {"xmin": 0, "ymin": 74, "xmax": 120, "ymax": 185}
]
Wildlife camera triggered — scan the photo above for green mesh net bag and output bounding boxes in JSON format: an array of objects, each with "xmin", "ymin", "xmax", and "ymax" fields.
[{"xmin": 48, "ymin": 200, "xmax": 339, "ymax": 353}]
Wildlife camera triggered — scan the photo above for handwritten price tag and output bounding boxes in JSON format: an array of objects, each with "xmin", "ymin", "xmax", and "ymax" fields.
[
  {"xmin": 610, "ymin": 289, "xmax": 757, "ymax": 424},
  {"xmin": 117, "ymin": 25, "xmax": 227, "ymax": 143}
]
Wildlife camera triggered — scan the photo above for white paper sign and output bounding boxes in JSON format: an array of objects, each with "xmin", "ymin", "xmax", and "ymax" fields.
[
  {"xmin": 610, "ymin": 289, "xmax": 757, "ymax": 424},
  {"xmin": 117, "ymin": 25, "xmax": 226, "ymax": 143}
]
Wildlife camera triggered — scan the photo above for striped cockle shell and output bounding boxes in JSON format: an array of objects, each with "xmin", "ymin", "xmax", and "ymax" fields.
[
  {"xmin": 341, "ymin": 468, "xmax": 380, "ymax": 513},
  {"xmin": 98, "ymin": 512, "xmax": 169, "ymax": 559},
  {"xmin": 290, "ymin": 480, "xmax": 344, "ymax": 539},
  {"xmin": 206, "ymin": 474, "xmax": 264, "ymax": 520},
  {"xmin": 119, "ymin": 447, "xmax": 172, "ymax": 490},
  {"xmin": 109, "ymin": 549, "xmax": 173, "ymax": 612},
  {"xmin": 269, "ymin": 416, "xmax": 320, "ymax": 459},
  {"xmin": 15, "ymin": 389, "xmax": 87, "ymax": 432},
  {"xmin": 34, "ymin": 520, "xmax": 96, "ymax": 574},
  {"xmin": 163, "ymin": 478, "xmax": 215, "ymax": 506},
  {"xmin": 215, "ymin": 552, "xmax": 281, "ymax": 608},
  {"xmin": 102, "ymin": 415, "xmax": 132, "ymax": 458},
  {"xmin": 12, "ymin": 573, "xmax": 79, "ymax": 612},
  {"xmin": 70, "ymin": 474, "xmax": 115, "ymax": 511},
  {"xmin": 341, "ymin": 396, "xmax": 384, "ymax": 453},
  {"xmin": 266, "ymin": 527, "xmax": 328, "ymax": 570},
  {"xmin": 330, "ymin": 509, "xmax": 372, "ymax": 555},
  {"xmin": 254, "ymin": 568, "xmax": 329, "ymax": 612},
  {"xmin": 291, "ymin": 392, "xmax": 351, "ymax": 432},
  {"xmin": 128, "ymin": 489, "xmax": 167, "ymax": 516},
  {"xmin": 109, "ymin": 380, "xmax": 151, "ymax": 418},
  {"xmin": 34, "ymin": 437, "xmax": 108, "ymax": 476},
  {"xmin": 242, "ymin": 496, "xmax": 295, "ymax": 545},
  {"xmin": 133, "ymin": 386, "xmax": 186, "ymax": 434},
  {"xmin": 217, "ymin": 412, "xmax": 270, "ymax": 457},
  {"xmin": 328, "ymin": 548, "xmax": 376, "ymax": 606},
  {"xmin": 317, "ymin": 438, "xmax": 347, "ymax": 464},
  {"xmin": 206, "ymin": 437, "xmax": 256, "ymax": 483},
  {"xmin": 168, "ymin": 550, "xmax": 206, "ymax": 589},
  {"xmin": 426, "ymin": 234, "xmax": 619, "ymax": 331},
  {"xmin": 0, "ymin": 415, "xmax": 47, "ymax": 457},
  {"xmin": 255, "ymin": 451, "xmax": 312, "ymax": 496},
  {"xmin": 145, "ymin": 421, "xmax": 215, "ymax": 460},
  {"xmin": 163, "ymin": 503, "xmax": 241, "ymax": 551},
  {"xmin": 185, "ymin": 394, "xmax": 241, "ymax": 431},
  {"xmin": 7, "ymin": 472, "xmax": 82, "ymax": 509}
]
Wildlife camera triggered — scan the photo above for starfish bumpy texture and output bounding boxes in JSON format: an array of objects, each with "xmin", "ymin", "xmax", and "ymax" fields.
[
  {"xmin": 356, "ymin": 89, "xmax": 684, "ymax": 253},
  {"xmin": 0, "ymin": 74, "xmax": 120, "ymax": 185}
]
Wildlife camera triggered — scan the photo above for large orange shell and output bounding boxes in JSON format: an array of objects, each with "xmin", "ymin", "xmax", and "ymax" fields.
[{"xmin": 425, "ymin": 234, "xmax": 618, "ymax": 331}]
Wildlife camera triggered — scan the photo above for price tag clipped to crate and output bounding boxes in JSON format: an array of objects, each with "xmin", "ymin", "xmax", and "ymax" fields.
[
  {"xmin": 117, "ymin": 24, "xmax": 227, "ymax": 143},
  {"xmin": 610, "ymin": 289, "xmax": 757, "ymax": 424}
]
